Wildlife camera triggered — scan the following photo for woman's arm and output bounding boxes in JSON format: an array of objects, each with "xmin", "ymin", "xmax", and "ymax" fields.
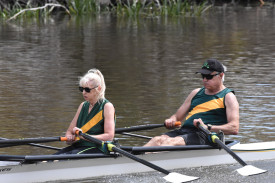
[
  {"xmin": 65, "ymin": 102, "xmax": 84, "ymax": 142},
  {"xmin": 165, "ymin": 88, "xmax": 200, "ymax": 128}
]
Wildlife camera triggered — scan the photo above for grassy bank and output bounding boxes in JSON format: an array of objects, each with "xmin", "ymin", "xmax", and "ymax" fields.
[{"xmin": 0, "ymin": 0, "xmax": 211, "ymax": 21}]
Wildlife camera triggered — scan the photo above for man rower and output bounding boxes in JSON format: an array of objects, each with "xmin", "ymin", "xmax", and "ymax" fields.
[{"xmin": 144, "ymin": 59, "xmax": 239, "ymax": 146}]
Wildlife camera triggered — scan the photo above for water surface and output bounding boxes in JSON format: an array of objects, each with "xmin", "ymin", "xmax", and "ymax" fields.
[{"xmin": 0, "ymin": 5, "xmax": 275, "ymax": 182}]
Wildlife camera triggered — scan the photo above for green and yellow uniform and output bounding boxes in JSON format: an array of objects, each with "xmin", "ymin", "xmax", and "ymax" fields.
[
  {"xmin": 183, "ymin": 87, "xmax": 234, "ymax": 128},
  {"xmin": 74, "ymin": 99, "xmax": 115, "ymax": 153}
]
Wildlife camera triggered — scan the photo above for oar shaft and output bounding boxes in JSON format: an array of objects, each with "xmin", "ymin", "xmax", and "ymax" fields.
[
  {"xmin": 112, "ymin": 145, "xmax": 170, "ymax": 175},
  {"xmin": 214, "ymin": 138, "xmax": 247, "ymax": 166},
  {"xmin": 120, "ymin": 144, "xmax": 215, "ymax": 152},
  {"xmin": 197, "ymin": 122, "xmax": 267, "ymax": 176},
  {"xmin": 115, "ymin": 124, "xmax": 163, "ymax": 133},
  {"xmin": 0, "ymin": 137, "xmax": 67, "ymax": 145},
  {"xmin": 0, "ymin": 154, "xmax": 114, "ymax": 162},
  {"xmin": 0, "ymin": 137, "xmax": 61, "ymax": 150},
  {"xmin": 0, "ymin": 155, "xmax": 25, "ymax": 161},
  {"xmin": 77, "ymin": 131, "xmax": 170, "ymax": 175},
  {"xmin": 115, "ymin": 121, "xmax": 181, "ymax": 133},
  {"xmin": 197, "ymin": 123, "xmax": 247, "ymax": 167},
  {"xmin": 121, "ymin": 132, "xmax": 152, "ymax": 139},
  {"xmin": 27, "ymin": 143, "xmax": 62, "ymax": 150}
]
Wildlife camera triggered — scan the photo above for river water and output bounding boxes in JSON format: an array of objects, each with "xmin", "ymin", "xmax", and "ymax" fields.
[{"xmin": 0, "ymin": 5, "xmax": 274, "ymax": 183}]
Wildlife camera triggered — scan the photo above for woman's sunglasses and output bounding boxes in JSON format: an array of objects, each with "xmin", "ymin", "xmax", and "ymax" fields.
[
  {"xmin": 79, "ymin": 86, "xmax": 98, "ymax": 93},
  {"xmin": 201, "ymin": 73, "xmax": 220, "ymax": 80}
]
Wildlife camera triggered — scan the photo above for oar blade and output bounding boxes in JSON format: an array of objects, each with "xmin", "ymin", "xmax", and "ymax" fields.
[
  {"xmin": 236, "ymin": 165, "xmax": 267, "ymax": 176},
  {"xmin": 163, "ymin": 172, "xmax": 199, "ymax": 183}
]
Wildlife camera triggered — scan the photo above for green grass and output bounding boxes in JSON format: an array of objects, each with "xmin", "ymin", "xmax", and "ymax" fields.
[{"xmin": 0, "ymin": 0, "xmax": 212, "ymax": 20}]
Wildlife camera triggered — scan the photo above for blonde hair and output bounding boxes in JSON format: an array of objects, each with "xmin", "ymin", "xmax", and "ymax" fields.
[{"xmin": 79, "ymin": 69, "xmax": 106, "ymax": 102}]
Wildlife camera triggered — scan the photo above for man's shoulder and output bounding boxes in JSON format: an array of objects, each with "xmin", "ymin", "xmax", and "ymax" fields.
[
  {"xmin": 192, "ymin": 88, "xmax": 202, "ymax": 94},
  {"xmin": 225, "ymin": 91, "xmax": 239, "ymax": 106},
  {"xmin": 188, "ymin": 88, "xmax": 202, "ymax": 96},
  {"xmin": 188, "ymin": 88, "xmax": 202, "ymax": 98},
  {"xmin": 225, "ymin": 91, "xmax": 237, "ymax": 100}
]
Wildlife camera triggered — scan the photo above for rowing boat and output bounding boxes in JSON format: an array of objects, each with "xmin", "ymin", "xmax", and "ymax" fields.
[{"xmin": 0, "ymin": 140, "xmax": 274, "ymax": 183}]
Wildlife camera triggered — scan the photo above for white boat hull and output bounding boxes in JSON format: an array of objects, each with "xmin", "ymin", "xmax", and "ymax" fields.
[{"xmin": 0, "ymin": 141, "xmax": 275, "ymax": 183}]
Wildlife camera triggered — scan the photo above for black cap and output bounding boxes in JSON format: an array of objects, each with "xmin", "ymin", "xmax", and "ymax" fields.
[{"xmin": 196, "ymin": 59, "xmax": 224, "ymax": 75}]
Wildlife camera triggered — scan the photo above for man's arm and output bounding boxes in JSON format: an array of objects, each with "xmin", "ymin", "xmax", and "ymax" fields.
[
  {"xmin": 206, "ymin": 92, "xmax": 239, "ymax": 135},
  {"xmin": 165, "ymin": 88, "xmax": 200, "ymax": 128}
]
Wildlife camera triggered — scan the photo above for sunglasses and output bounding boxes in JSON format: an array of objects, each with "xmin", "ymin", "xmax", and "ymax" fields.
[
  {"xmin": 79, "ymin": 86, "xmax": 98, "ymax": 93},
  {"xmin": 201, "ymin": 73, "xmax": 220, "ymax": 80}
]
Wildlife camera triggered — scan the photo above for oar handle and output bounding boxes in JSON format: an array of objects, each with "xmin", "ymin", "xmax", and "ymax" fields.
[
  {"xmin": 60, "ymin": 137, "xmax": 68, "ymax": 141},
  {"xmin": 196, "ymin": 122, "xmax": 211, "ymax": 135},
  {"xmin": 75, "ymin": 130, "xmax": 102, "ymax": 146},
  {"xmin": 174, "ymin": 121, "xmax": 182, "ymax": 127}
]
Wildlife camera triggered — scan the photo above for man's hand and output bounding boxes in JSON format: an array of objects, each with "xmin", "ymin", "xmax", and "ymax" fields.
[{"xmin": 193, "ymin": 118, "xmax": 207, "ymax": 130}]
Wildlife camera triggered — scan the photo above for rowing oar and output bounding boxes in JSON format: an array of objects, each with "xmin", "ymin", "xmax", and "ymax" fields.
[
  {"xmin": 0, "ymin": 154, "xmax": 114, "ymax": 162},
  {"xmin": 120, "ymin": 132, "xmax": 152, "ymax": 139},
  {"xmin": 0, "ymin": 137, "xmax": 67, "ymax": 147},
  {"xmin": 0, "ymin": 137, "xmax": 61, "ymax": 150},
  {"xmin": 76, "ymin": 130, "xmax": 199, "ymax": 183},
  {"xmin": 197, "ymin": 122, "xmax": 267, "ymax": 176},
  {"xmin": 115, "ymin": 121, "xmax": 181, "ymax": 133}
]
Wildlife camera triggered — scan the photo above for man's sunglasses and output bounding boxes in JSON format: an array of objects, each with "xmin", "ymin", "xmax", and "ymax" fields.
[
  {"xmin": 201, "ymin": 73, "xmax": 220, "ymax": 80},
  {"xmin": 79, "ymin": 86, "xmax": 98, "ymax": 93}
]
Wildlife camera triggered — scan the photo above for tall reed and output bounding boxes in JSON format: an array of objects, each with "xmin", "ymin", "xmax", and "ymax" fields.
[{"xmin": 0, "ymin": 0, "xmax": 211, "ymax": 20}]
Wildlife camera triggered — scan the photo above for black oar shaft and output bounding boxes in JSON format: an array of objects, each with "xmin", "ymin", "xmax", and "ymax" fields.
[
  {"xmin": 78, "ymin": 131, "xmax": 170, "ymax": 175},
  {"xmin": 115, "ymin": 121, "xmax": 181, "ymax": 133},
  {"xmin": 0, "ymin": 137, "xmax": 67, "ymax": 146},
  {"xmin": 120, "ymin": 144, "xmax": 215, "ymax": 152},
  {"xmin": 0, "ymin": 137, "xmax": 61, "ymax": 150},
  {"xmin": 214, "ymin": 138, "xmax": 247, "ymax": 166},
  {"xmin": 115, "ymin": 124, "xmax": 163, "ymax": 133},
  {"xmin": 27, "ymin": 143, "xmax": 62, "ymax": 150},
  {"xmin": 112, "ymin": 145, "xmax": 170, "ymax": 175},
  {"xmin": 25, "ymin": 154, "xmax": 113, "ymax": 161},
  {"xmin": 197, "ymin": 123, "xmax": 247, "ymax": 167},
  {"xmin": 0, "ymin": 155, "xmax": 25, "ymax": 161},
  {"xmin": 0, "ymin": 154, "xmax": 115, "ymax": 162},
  {"xmin": 121, "ymin": 132, "xmax": 152, "ymax": 139}
]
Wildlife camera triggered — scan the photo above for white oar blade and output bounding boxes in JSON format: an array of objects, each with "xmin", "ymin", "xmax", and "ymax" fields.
[
  {"xmin": 236, "ymin": 165, "xmax": 267, "ymax": 176},
  {"xmin": 163, "ymin": 172, "xmax": 199, "ymax": 183}
]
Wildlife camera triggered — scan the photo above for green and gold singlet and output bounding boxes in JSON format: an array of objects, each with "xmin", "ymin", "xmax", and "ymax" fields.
[{"xmin": 183, "ymin": 87, "xmax": 234, "ymax": 128}]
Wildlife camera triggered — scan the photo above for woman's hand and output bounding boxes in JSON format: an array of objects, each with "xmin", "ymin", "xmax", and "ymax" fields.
[
  {"xmin": 165, "ymin": 118, "xmax": 177, "ymax": 129},
  {"xmin": 73, "ymin": 127, "xmax": 82, "ymax": 134},
  {"xmin": 65, "ymin": 131, "xmax": 75, "ymax": 145}
]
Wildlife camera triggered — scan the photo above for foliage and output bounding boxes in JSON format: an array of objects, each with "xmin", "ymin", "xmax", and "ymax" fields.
[
  {"xmin": 67, "ymin": 0, "xmax": 212, "ymax": 17},
  {"xmin": 68, "ymin": 0, "xmax": 101, "ymax": 15},
  {"xmin": 0, "ymin": 0, "xmax": 212, "ymax": 20}
]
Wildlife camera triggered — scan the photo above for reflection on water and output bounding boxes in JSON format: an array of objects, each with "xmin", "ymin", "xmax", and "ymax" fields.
[{"xmin": 0, "ymin": 7, "xmax": 274, "ymax": 157}]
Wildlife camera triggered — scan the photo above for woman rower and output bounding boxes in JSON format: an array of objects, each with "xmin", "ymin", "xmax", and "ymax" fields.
[{"xmin": 55, "ymin": 69, "xmax": 115, "ymax": 154}]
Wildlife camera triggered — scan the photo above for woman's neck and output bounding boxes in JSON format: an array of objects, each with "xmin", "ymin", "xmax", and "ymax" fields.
[{"xmin": 88, "ymin": 99, "xmax": 98, "ymax": 107}]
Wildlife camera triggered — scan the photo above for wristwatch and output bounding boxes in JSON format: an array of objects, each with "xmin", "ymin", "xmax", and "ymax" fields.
[{"xmin": 207, "ymin": 124, "xmax": 212, "ymax": 131}]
